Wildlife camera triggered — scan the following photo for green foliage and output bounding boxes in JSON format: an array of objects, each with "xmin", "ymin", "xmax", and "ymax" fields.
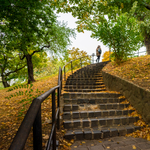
[
  {"xmin": 0, "ymin": 48, "xmax": 27, "ymax": 88},
  {"xmin": 5, "ymin": 83, "xmax": 43, "ymax": 117},
  {"xmin": 0, "ymin": 0, "xmax": 75, "ymax": 84},
  {"xmin": 66, "ymin": 47, "xmax": 91, "ymax": 71},
  {"xmin": 76, "ymin": 12, "xmax": 143, "ymax": 62},
  {"xmin": 53, "ymin": 0, "xmax": 149, "ymax": 61}
]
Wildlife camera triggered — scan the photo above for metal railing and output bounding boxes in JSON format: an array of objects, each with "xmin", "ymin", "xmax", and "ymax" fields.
[
  {"xmin": 9, "ymin": 55, "xmax": 93, "ymax": 150},
  {"xmin": 133, "ymin": 50, "xmax": 147, "ymax": 57},
  {"xmin": 63, "ymin": 55, "xmax": 93, "ymax": 81},
  {"xmin": 9, "ymin": 67, "xmax": 62, "ymax": 150}
]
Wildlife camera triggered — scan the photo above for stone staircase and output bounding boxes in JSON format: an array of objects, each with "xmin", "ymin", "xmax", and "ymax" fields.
[{"xmin": 62, "ymin": 62, "xmax": 141, "ymax": 141}]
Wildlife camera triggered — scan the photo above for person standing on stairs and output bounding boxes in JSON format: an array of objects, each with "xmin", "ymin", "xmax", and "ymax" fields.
[{"xmin": 96, "ymin": 45, "xmax": 102, "ymax": 63}]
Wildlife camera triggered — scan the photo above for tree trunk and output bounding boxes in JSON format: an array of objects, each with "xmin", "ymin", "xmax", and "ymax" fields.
[
  {"xmin": 144, "ymin": 34, "xmax": 150, "ymax": 55},
  {"xmin": 26, "ymin": 54, "xmax": 35, "ymax": 84},
  {"xmin": 1, "ymin": 75, "xmax": 10, "ymax": 88}
]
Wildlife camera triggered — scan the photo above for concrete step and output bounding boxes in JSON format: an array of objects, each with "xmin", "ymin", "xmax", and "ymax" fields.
[
  {"xmin": 65, "ymin": 82, "xmax": 104, "ymax": 85},
  {"xmin": 72, "ymin": 71, "xmax": 102, "ymax": 74},
  {"xmin": 71, "ymin": 75, "xmax": 103, "ymax": 78},
  {"xmin": 63, "ymin": 92, "xmax": 122, "ymax": 99},
  {"xmin": 66, "ymin": 78, "xmax": 103, "ymax": 81},
  {"xmin": 63, "ymin": 116, "xmax": 139, "ymax": 129},
  {"xmin": 64, "ymin": 125, "xmax": 141, "ymax": 140},
  {"xmin": 64, "ymin": 85, "xmax": 105, "ymax": 89},
  {"xmin": 63, "ymin": 103, "xmax": 129, "ymax": 112},
  {"xmin": 63, "ymin": 97, "xmax": 126, "ymax": 104},
  {"xmin": 64, "ymin": 88, "xmax": 106, "ymax": 92},
  {"xmin": 63, "ymin": 109, "xmax": 134, "ymax": 120}
]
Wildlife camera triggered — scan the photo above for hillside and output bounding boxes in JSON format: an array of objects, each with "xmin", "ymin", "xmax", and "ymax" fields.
[
  {"xmin": 0, "ymin": 71, "xmax": 73, "ymax": 150},
  {"xmin": 102, "ymin": 55, "xmax": 150, "ymax": 140},
  {"xmin": 1, "ymin": 56, "xmax": 150, "ymax": 149},
  {"xmin": 103, "ymin": 55, "xmax": 150, "ymax": 92}
]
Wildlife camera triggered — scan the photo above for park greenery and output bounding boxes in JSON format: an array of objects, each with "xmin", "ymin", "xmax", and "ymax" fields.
[
  {"xmin": 54, "ymin": 0, "xmax": 149, "ymax": 60},
  {"xmin": 0, "ymin": 1, "xmax": 150, "ymax": 149},
  {"xmin": 0, "ymin": 0, "xmax": 75, "ymax": 88},
  {"xmin": 1, "ymin": 55, "xmax": 150, "ymax": 149},
  {"xmin": 0, "ymin": 0, "xmax": 150, "ymax": 88}
]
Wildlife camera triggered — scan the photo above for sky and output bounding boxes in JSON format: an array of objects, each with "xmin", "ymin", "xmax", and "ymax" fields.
[
  {"xmin": 57, "ymin": 13, "xmax": 109, "ymax": 62},
  {"xmin": 57, "ymin": 13, "xmax": 146, "ymax": 61}
]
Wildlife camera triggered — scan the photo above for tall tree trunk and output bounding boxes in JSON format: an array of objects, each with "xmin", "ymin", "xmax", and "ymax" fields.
[
  {"xmin": 144, "ymin": 34, "xmax": 150, "ymax": 55},
  {"xmin": 1, "ymin": 75, "xmax": 10, "ymax": 88},
  {"xmin": 26, "ymin": 54, "xmax": 35, "ymax": 84}
]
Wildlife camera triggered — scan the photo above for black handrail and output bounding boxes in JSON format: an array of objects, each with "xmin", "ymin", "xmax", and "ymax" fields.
[
  {"xmin": 133, "ymin": 50, "xmax": 147, "ymax": 57},
  {"xmin": 9, "ymin": 55, "xmax": 93, "ymax": 150},
  {"xmin": 9, "ymin": 67, "xmax": 62, "ymax": 150},
  {"xmin": 62, "ymin": 55, "xmax": 92, "ymax": 81}
]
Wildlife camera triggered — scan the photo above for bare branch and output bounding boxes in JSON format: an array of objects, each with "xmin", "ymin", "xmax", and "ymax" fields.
[
  {"xmin": 31, "ymin": 44, "xmax": 50, "ymax": 56},
  {"xmin": 5, "ymin": 65, "xmax": 26, "ymax": 76},
  {"xmin": 142, "ymin": 1, "xmax": 150, "ymax": 10},
  {"xmin": 20, "ymin": 54, "xmax": 25, "ymax": 60}
]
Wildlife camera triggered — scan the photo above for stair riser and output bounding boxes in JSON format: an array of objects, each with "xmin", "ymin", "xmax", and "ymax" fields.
[
  {"xmin": 63, "ymin": 93, "xmax": 122, "ymax": 99},
  {"xmin": 67, "ymin": 78, "xmax": 103, "ymax": 81},
  {"xmin": 64, "ymin": 117, "xmax": 139, "ymax": 129},
  {"xmin": 73, "ymin": 71, "xmax": 102, "ymax": 75},
  {"xmin": 64, "ymin": 89, "xmax": 106, "ymax": 92},
  {"xmin": 71, "ymin": 76, "xmax": 102, "ymax": 78},
  {"xmin": 65, "ymin": 83, "xmax": 104, "ymax": 85},
  {"xmin": 64, "ymin": 86, "xmax": 105, "ymax": 89},
  {"xmin": 63, "ymin": 109, "xmax": 134, "ymax": 120},
  {"xmin": 64, "ymin": 98, "xmax": 125, "ymax": 104},
  {"xmin": 64, "ymin": 126, "xmax": 141, "ymax": 140},
  {"xmin": 63, "ymin": 103, "xmax": 129, "ymax": 112}
]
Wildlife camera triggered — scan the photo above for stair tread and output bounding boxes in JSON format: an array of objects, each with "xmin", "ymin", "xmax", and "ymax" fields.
[
  {"xmin": 63, "ymin": 109, "xmax": 132, "ymax": 113},
  {"xmin": 64, "ymin": 115, "xmax": 138, "ymax": 122},
  {"xmin": 62, "ymin": 62, "xmax": 140, "ymax": 140}
]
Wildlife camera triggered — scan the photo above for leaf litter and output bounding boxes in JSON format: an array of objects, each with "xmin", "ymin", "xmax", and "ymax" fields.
[
  {"xmin": 0, "ymin": 73, "xmax": 72, "ymax": 150},
  {"xmin": 103, "ymin": 55, "xmax": 150, "ymax": 141}
]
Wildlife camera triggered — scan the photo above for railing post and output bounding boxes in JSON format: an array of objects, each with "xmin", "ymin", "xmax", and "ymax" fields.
[
  {"xmin": 33, "ymin": 104, "xmax": 42, "ymax": 150},
  {"xmin": 64, "ymin": 67, "xmax": 66, "ymax": 81},
  {"xmin": 52, "ymin": 91, "xmax": 56, "ymax": 150},
  {"xmin": 80, "ymin": 58, "xmax": 82, "ymax": 68},
  {"xmin": 92, "ymin": 53, "xmax": 95, "ymax": 64},
  {"xmin": 61, "ymin": 69, "xmax": 62, "ymax": 92},
  {"xmin": 109, "ymin": 48, "xmax": 111, "ymax": 61},
  {"xmin": 71, "ymin": 61, "xmax": 73, "ymax": 75},
  {"xmin": 57, "ymin": 68, "xmax": 61, "ymax": 130},
  {"xmin": 57, "ymin": 88, "xmax": 60, "ymax": 130}
]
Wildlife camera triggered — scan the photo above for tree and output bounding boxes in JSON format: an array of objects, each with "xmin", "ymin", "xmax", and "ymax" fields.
[
  {"xmin": 67, "ymin": 47, "xmax": 90, "ymax": 69},
  {"xmin": 90, "ymin": 13, "xmax": 143, "ymax": 62},
  {"xmin": 107, "ymin": 0, "xmax": 150, "ymax": 54},
  {"xmin": 53, "ymin": 0, "xmax": 149, "ymax": 55},
  {"xmin": 0, "ymin": 48, "xmax": 26, "ymax": 88},
  {"xmin": 102, "ymin": 51, "xmax": 113, "ymax": 62},
  {"xmin": 0, "ymin": 1, "xmax": 75, "ymax": 83}
]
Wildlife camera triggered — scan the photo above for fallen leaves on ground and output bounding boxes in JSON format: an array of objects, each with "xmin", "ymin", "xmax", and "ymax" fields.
[
  {"xmin": 103, "ymin": 56, "xmax": 150, "ymax": 141},
  {"xmin": 103, "ymin": 55, "xmax": 150, "ymax": 91},
  {"xmin": 0, "ymin": 71, "xmax": 73, "ymax": 150}
]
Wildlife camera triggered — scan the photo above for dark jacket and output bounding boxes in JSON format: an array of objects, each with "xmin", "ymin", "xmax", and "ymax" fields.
[{"xmin": 96, "ymin": 47, "xmax": 101, "ymax": 57}]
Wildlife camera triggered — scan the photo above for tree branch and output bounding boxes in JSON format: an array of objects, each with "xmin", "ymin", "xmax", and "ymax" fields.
[
  {"xmin": 31, "ymin": 50, "xmax": 41, "ymax": 56},
  {"xmin": 143, "ymin": 2, "xmax": 150, "ymax": 10},
  {"xmin": 31, "ymin": 44, "xmax": 50, "ymax": 56},
  {"xmin": 145, "ymin": 4, "xmax": 150, "ymax": 10},
  {"xmin": 5, "ymin": 65, "xmax": 26, "ymax": 76},
  {"xmin": 20, "ymin": 54, "xmax": 26, "ymax": 60}
]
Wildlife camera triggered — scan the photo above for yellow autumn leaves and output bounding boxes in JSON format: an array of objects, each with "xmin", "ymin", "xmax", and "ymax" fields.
[{"xmin": 103, "ymin": 55, "xmax": 150, "ymax": 91}]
